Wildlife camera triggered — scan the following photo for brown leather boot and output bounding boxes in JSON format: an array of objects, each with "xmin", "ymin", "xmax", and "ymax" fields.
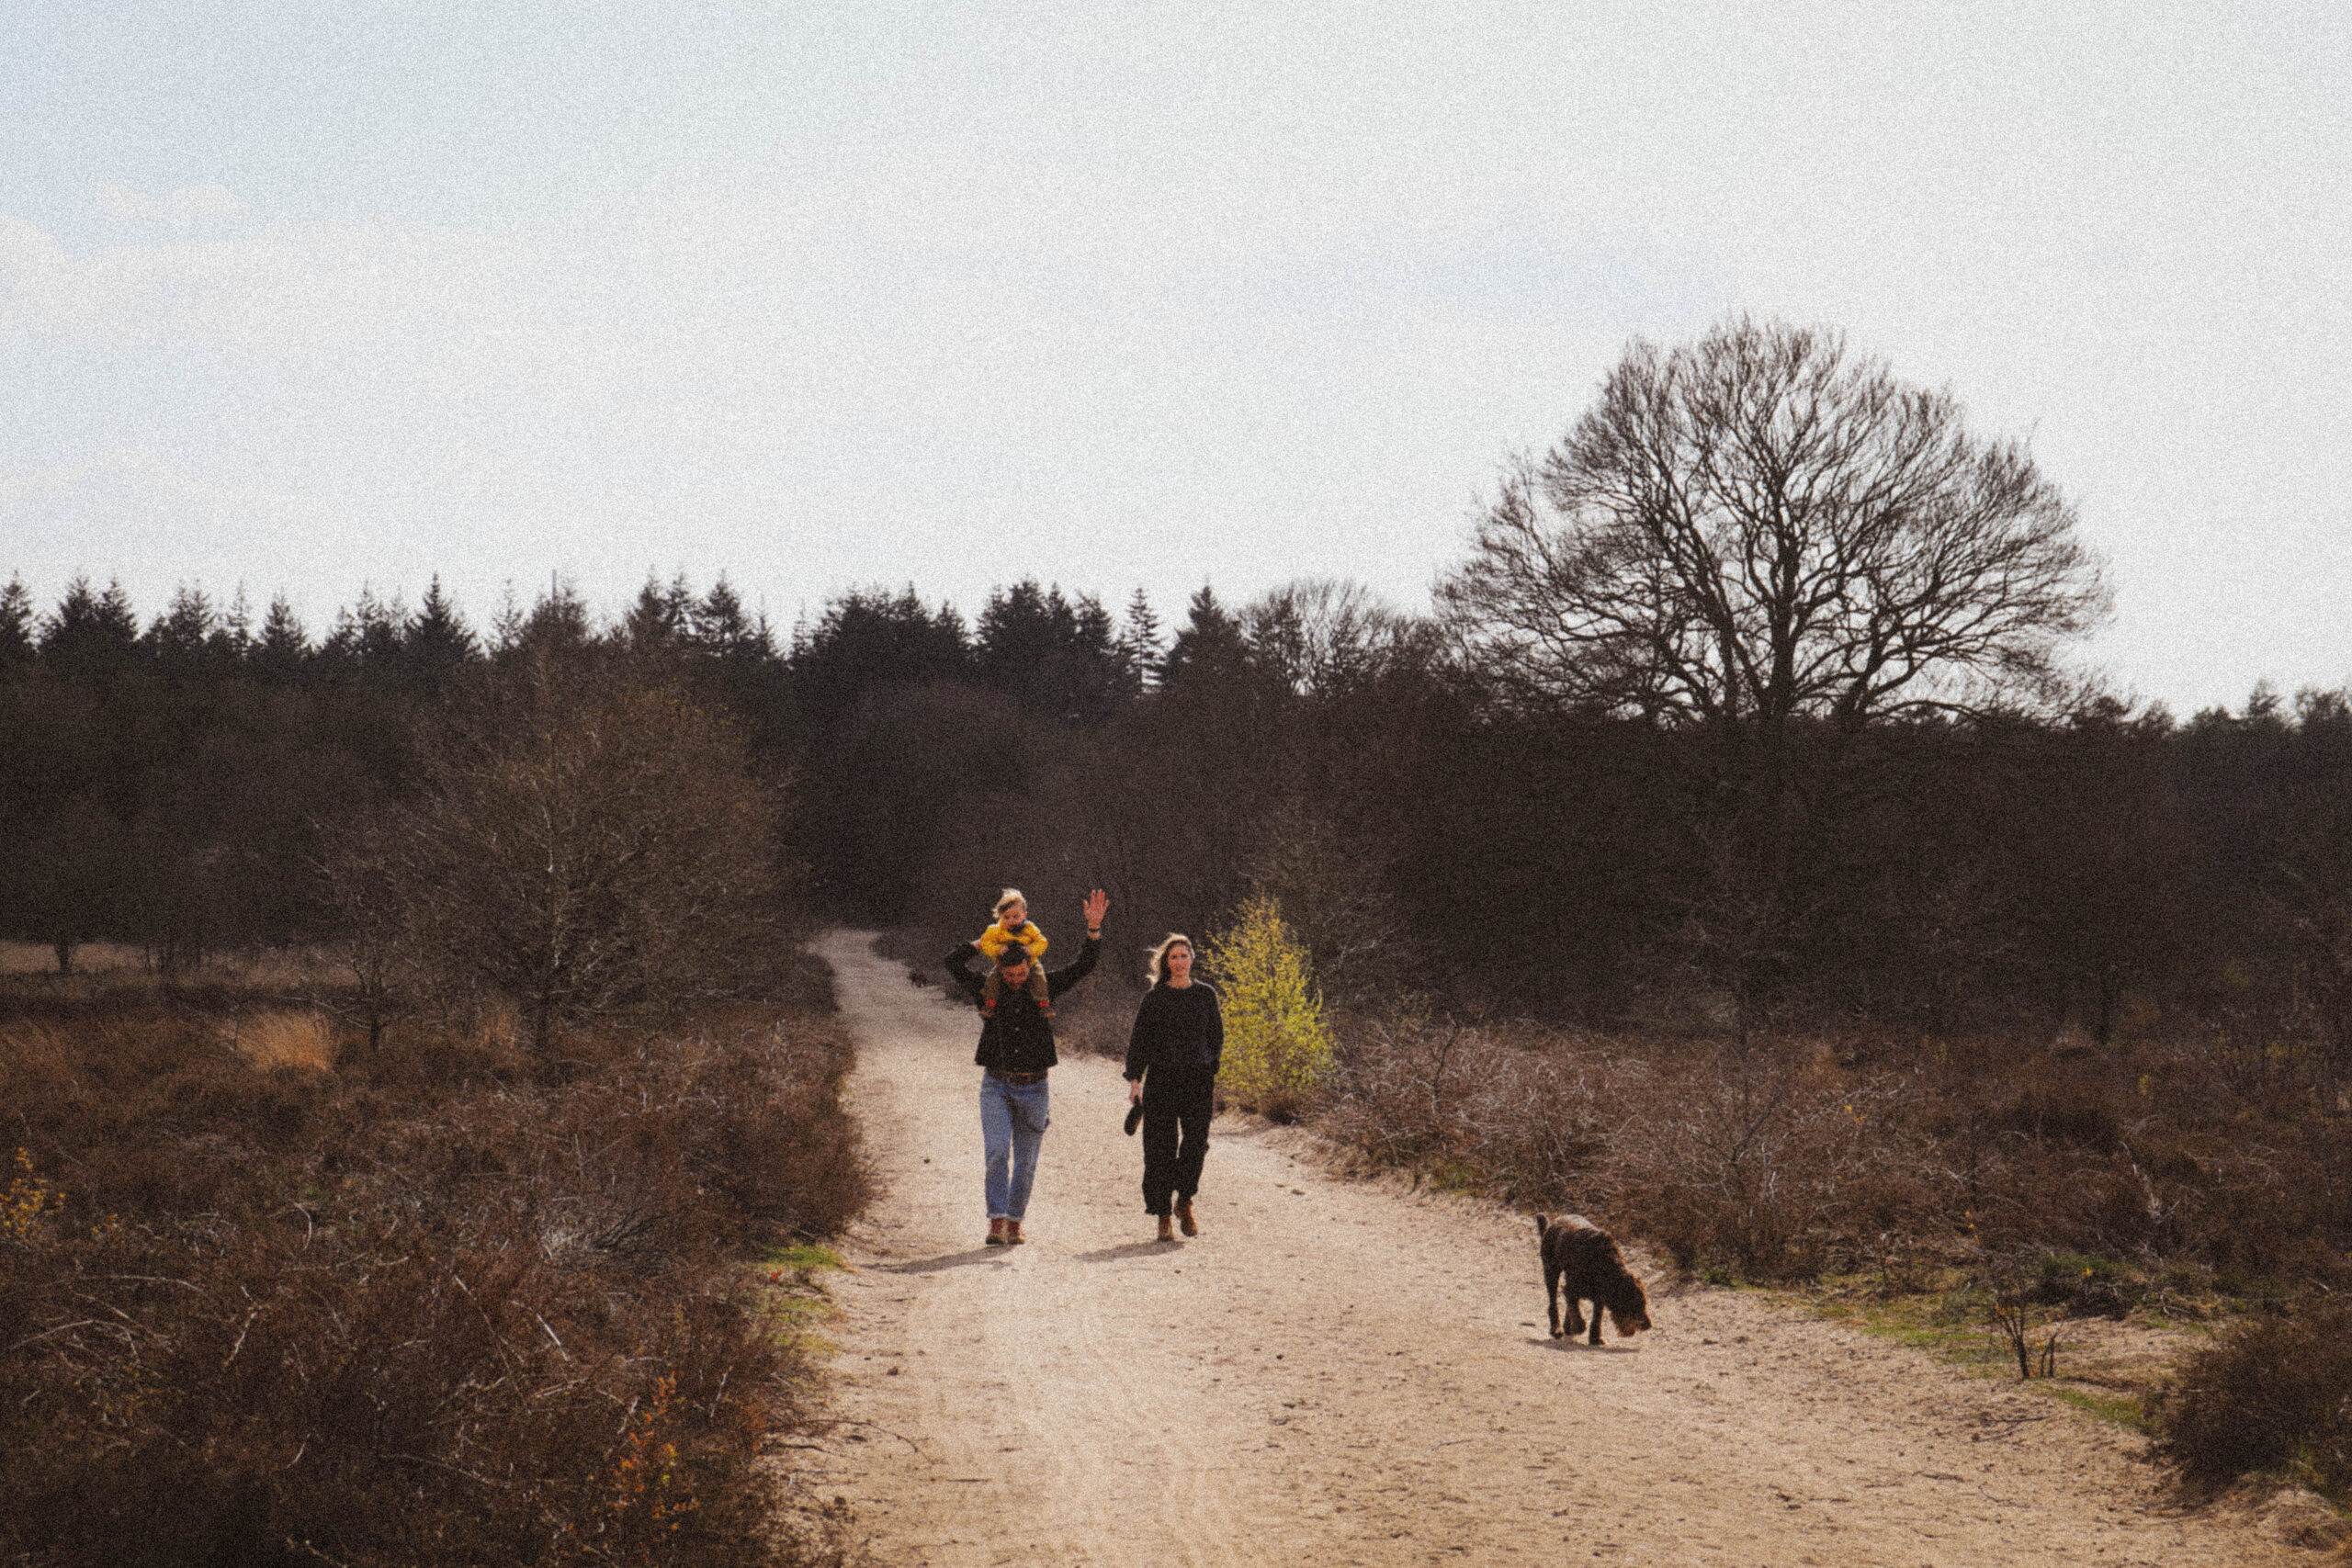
[
  {"xmin": 1156, "ymin": 1214, "xmax": 1175, "ymax": 1243},
  {"xmin": 985, "ymin": 1216, "xmax": 1008, "ymax": 1247},
  {"xmin": 1005, "ymin": 1219, "xmax": 1026, "ymax": 1246},
  {"xmin": 1176, "ymin": 1197, "xmax": 1199, "ymax": 1237}
]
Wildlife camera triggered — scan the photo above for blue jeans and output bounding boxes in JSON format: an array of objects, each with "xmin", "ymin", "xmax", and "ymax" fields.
[{"xmin": 979, "ymin": 1072, "xmax": 1051, "ymax": 1220}]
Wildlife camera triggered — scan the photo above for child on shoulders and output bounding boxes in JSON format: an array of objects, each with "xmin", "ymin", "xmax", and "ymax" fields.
[{"xmin": 974, "ymin": 888, "xmax": 1053, "ymax": 1017}]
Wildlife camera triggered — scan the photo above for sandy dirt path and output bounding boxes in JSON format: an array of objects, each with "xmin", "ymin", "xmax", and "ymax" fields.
[{"xmin": 788, "ymin": 931, "xmax": 2312, "ymax": 1567}]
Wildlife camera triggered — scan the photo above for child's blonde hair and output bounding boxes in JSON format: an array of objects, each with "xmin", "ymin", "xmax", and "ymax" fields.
[
  {"xmin": 1145, "ymin": 932, "xmax": 1194, "ymax": 987},
  {"xmin": 993, "ymin": 887, "xmax": 1026, "ymax": 919}
]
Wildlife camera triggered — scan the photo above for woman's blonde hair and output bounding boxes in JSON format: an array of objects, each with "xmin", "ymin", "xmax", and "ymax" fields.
[
  {"xmin": 993, "ymin": 887, "xmax": 1026, "ymax": 919},
  {"xmin": 1146, "ymin": 932, "xmax": 1195, "ymax": 987}
]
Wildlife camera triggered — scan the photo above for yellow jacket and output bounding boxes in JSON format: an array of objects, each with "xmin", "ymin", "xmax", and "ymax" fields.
[{"xmin": 974, "ymin": 919, "xmax": 1048, "ymax": 962}]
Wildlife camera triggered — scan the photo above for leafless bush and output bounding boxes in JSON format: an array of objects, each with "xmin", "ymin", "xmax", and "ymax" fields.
[
  {"xmin": 322, "ymin": 647, "xmax": 796, "ymax": 1059},
  {"xmin": 1980, "ymin": 1253, "xmax": 2075, "ymax": 1379},
  {"xmin": 2151, "ymin": 1293, "xmax": 2352, "ymax": 1496},
  {"xmin": 1324, "ymin": 1010, "xmax": 1621, "ymax": 1198},
  {"xmin": 1239, "ymin": 797, "xmax": 1402, "ymax": 1009},
  {"xmin": 1612, "ymin": 1046, "xmax": 1952, "ymax": 1278}
]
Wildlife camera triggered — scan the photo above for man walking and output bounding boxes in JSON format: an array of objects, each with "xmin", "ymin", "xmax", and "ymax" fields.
[{"xmin": 944, "ymin": 887, "xmax": 1107, "ymax": 1246}]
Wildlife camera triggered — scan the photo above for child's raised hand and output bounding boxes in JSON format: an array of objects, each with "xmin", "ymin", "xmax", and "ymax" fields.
[{"xmin": 1081, "ymin": 888, "xmax": 1108, "ymax": 932}]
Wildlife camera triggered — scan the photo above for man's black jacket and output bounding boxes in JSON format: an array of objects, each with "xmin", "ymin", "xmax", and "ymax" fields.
[{"xmin": 944, "ymin": 935, "xmax": 1100, "ymax": 1074}]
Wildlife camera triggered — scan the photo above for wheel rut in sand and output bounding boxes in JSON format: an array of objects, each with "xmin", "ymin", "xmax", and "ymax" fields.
[{"xmin": 786, "ymin": 931, "xmax": 2309, "ymax": 1566}]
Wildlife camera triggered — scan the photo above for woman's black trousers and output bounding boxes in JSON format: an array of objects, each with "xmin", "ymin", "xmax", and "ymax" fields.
[{"xmin": 1140, "ymin": 1073, "xmax": 1214, "ymax": 1216}]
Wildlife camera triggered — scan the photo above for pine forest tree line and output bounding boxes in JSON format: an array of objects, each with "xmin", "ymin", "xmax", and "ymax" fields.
[{"xmin": 2, "ymin": 560, "xmax": 2347, "ymax": 1073}]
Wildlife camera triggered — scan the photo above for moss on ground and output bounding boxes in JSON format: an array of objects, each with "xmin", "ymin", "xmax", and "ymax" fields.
[
  {"xmin": 752, "ymin": 1244, "xmax": 847, "ymax": 1343},
  {"xmin": 1786, "ymin": 1270, "xmax": 2165, "ymax": 1433}
]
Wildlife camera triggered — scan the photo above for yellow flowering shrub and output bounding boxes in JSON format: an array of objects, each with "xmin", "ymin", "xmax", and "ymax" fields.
[
  {"xmin": 3, "ymin": 1147, "xmax": 63, "ymax": 1245},
  {"xmin": 1203, "ymin": 892, "xmax": 1335, "ymax": 1120}
]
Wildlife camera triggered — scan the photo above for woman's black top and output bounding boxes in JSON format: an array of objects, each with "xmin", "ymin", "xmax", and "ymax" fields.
[{"xmin": 1122, "ymin": 982, "xmax": 1224, "ymax": 1085}]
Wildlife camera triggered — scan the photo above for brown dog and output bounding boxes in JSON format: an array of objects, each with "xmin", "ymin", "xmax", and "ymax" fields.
[{"xmin": 1535, "ymin": 1213, "xmax": 1652, "ymax": 1346}]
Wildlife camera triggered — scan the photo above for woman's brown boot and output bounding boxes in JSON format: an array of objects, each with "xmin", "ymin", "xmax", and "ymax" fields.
[
  {"xmin": 985, "ymin": 1216, "xmax": 1008, "ymax": 1247},
  {"xmin": 1156, "ymin": 1214, "xmax": 1175, "ymax": 1243},
  {"xmin": 1176, "ymin": 1197, "xmax": 1199, "ymax": 1237}
]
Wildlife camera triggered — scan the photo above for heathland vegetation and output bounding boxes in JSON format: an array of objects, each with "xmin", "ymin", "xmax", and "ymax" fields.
[
  {"xmin": 6, "ymin": 320, "xmax": 2350, "ymax": 1517},
  {"xmin": 2, "ymin": 628, "xmax": 866, "ymax": 1565}
]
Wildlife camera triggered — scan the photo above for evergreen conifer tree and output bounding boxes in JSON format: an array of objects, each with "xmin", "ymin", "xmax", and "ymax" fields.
[
  {"xmin": 503, "ymin": 580, "xmax": 591, "ymax": 655},
  {"xmin": 0, "ymin": 576, "xmax": 35, "ymax": 667},
  {"xmin": 692, "ymin": 576, "xmax": 769, "ymax": 660},
  {"xmin": 216, "ymin": 585, "xmax": 254, "ymax": 661},
  {"xmin": 253, "ymin": 593, "xmax": 311, "ymax": 681},
  {"xmin": 787, "ymin": 586, "xmax": 973, "ymax": 733},
  {"xmin": 622, "ymin": 572, "xmax": 693, "ymax": 652},
  {"xmin": 40, "ymin": 576, "xmax": 142, "ymax": 677},
  {"xmin": 1160, "ymin": 585, "xmax": 1251, "ymax": 687},
  {"xmin": 148, "ymin": 584, "xmax": 218, "ymax": 669},
  {"xmin": 490, "ymin": 583, "xmax": 527, "ymax": 654},
  {"xmin": 1117, "ymin": 587, "xmax": 1163, "ymax": 690},
  {"xmin": 405, "ymin": 575, "xmax": 479, "ymax": 681}
]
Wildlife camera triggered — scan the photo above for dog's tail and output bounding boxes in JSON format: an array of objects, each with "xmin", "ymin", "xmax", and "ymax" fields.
[{"xmin": 1532, "ymin": 1213, "xmax": 1552, "ymax": 1239}]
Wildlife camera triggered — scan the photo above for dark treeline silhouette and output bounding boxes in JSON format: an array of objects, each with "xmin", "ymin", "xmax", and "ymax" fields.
[
  {"xmin": 0, "ymin": 570, "xmax": 794, "ymax": 976},
  {"xmin": 6, "ymin": 562, "xmax": 2347, "ymax": 1072},
  {"xmin": 3, "ymin": 320, "xmax": 2344, "ymax": 1074}
]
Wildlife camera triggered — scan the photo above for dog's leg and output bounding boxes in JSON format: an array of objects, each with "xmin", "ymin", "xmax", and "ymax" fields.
[
  {"xmin": 1587, "ymin": 1296, "xmax": 1604, "ymax": 1347},
  {"xmin": 1545, "ymin": 1258, "xmax": 1563, "ymax": 1338},
  {"xmin": 1562, "ymin": 1282, "xmax": 1585, "ymax": 1339}
]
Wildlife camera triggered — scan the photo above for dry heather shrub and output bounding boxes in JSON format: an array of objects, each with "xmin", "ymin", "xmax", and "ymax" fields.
[
  {"xmin": 2152, "ymin": 1294, "xmax": 2352, "ymax": 1496},
  {"xmin": 0, "ymin": 985, "xmax": 864, "ymax": 1568},
  {"xmin": 1325, "ymin": 990, "xmax": 2352, "ymax": 1294},
  {"xmin": 1913, "ymin": 1029, "xmax": 2352, "ymax": 1297},
  {"xmin": 227, "ymin": 1009, "xmax": 337, "ymax": 1073},
  {"xmin": 1323, "ymin": 1011, "xmax": 1623, "ymax": 1198},
  {"xmin": 3, "ymin": 1217, "xmax": 803, "ymax": 1567},
  {"xmin": 1324, "ymin": 1013, "xmax": 1953, "ymax": 1280},
  {"xmin": 469, "ymin": 994, "xmax": 525, "ymax": 1055},
  {"xmin": 1568, "ymin": 1046, "xmax": 1947, "ymax": 1278}
]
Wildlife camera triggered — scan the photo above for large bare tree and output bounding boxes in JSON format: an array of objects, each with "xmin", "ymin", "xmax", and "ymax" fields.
[
  {"xmin": 1439, "ymin": 318, "xmax": 2109, "ymax": 729},
  {"xmin": 1438, "ymin": 318, "xmax": 2111, "ymax": 1033}
]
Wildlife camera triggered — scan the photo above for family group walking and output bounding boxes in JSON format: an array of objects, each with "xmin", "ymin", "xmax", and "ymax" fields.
[{"xmin": 943, "ymin": 887, "xmax": 1223, "ymax": 1247}]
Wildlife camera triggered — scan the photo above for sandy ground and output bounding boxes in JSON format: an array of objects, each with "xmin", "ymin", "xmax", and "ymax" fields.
[{"xmin": 783, "ymin": 931, "xmax": 2326, "ymax": 1567}]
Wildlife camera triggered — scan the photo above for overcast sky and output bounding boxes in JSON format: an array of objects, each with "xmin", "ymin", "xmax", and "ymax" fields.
[{"xmin": 4, "ymin": 1, "xmax": 2346, "ymax": 712}]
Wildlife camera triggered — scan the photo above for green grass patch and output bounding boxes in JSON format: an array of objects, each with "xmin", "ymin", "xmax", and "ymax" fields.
[
  {"xmin": 1801, "ymin": 1282, "xmax": 2008, "ymax": 1371},
  {"xmin": 1790, "ymin": 1277, "xmax": 2154, "ymax": 1432},
  {"xmin": 750, "ymin": 1243, "xmax": 846, "ymax": 1344},
  {"xmin": 2051, "ymin": 1386, "xmax": 2148, "ymax": 1428},
  {"xmin": 763, "ymin": 1242, "xmax": 844, "ymax": 1272}
]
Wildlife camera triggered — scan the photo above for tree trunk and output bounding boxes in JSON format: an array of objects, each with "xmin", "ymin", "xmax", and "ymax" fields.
[{"xmin": 2092, "ymin": 970, "xmax": 2118, "ymax": 1046}]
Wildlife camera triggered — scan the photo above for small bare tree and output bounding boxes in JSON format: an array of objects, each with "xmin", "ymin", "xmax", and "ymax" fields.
[
  {"xmin": 314, "ymin": 804, "xmax": 405, "ymax": 1054},
  {"xmin": 327, "ymin": 648, "xmax": 791, "ymax": 1057},
  {"xmin": 1984, "ymin": 1258, "xmax": 2073, "ymax": 1380},
  {"xmin": 1438, "ymin": 318, "xmax": 2111, "ymax": 1034}
]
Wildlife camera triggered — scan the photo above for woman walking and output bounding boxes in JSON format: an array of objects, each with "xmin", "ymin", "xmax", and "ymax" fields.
[{"xmin": 1123, "ymin": 933, "xmax": 1223, "ymax": 1242}]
